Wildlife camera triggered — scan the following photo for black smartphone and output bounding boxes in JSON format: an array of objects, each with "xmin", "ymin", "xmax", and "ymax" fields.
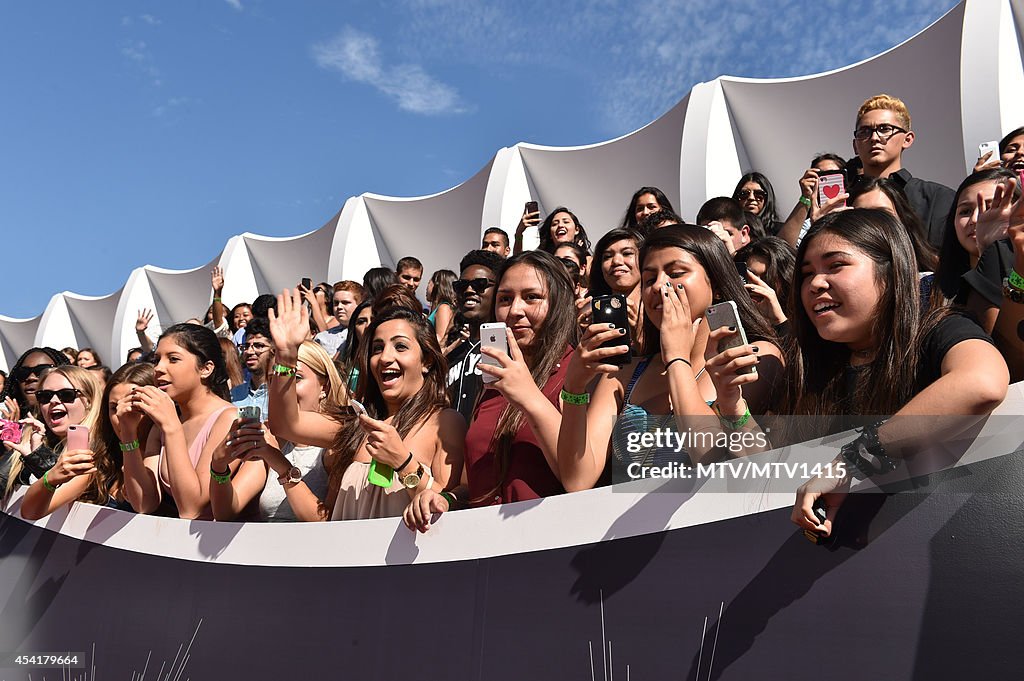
[
  {"xmin": 734, "ymin": 260, "xmax": 748, "ymax": 284},
  {"xmin": 525, "ymin": 200, "xmax": 539, "ymax": 215},
  {"xmin": 591, "ymin": 294, "xmax": 631, "ymax": 366},
  {"xmin": 301, "ymin": 277, "xmax": 312, "ymax": 291}
]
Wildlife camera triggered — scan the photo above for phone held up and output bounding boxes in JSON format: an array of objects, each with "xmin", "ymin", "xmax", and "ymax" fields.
[
  {"xmin": 238, "ymin": 406, "xmax": 261, "ymax": 422},
  {"xmin": 704, "ymin": 301, "xmax": 755, "ymax": 375},
  {"xmin": 817, "ymin": 172, "xmax": 846, "ymax": 208},
  {"xmin": 0, "ymin": 418, "xmax": 23, "ymax": 444},
  {"xmin": 591, "ymin": 294, "xmax": 631, "ymax": 366},
  {"xmin": 66, "ymin": 424, "xmax": 90, "ymax": 451},
  {"xmin": 479, "ymin": 322, "xmax": 509, "ymax": 384}
]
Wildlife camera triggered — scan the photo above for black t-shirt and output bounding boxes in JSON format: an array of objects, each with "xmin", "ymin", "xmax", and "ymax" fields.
[
  {"xmin": 960, "ymin": 239, "xmax": 1014, "ymax": 307},
  {"xmin": 445, "ymin": 339, "xmax": 483, "ymax": 424},
  {"xmin": 841, "ymin": 312, "xmax": 993, "ymax": 410},
  {"xmin": 890, "ymin": 168, "xmax": 955, "ymax": 250}
]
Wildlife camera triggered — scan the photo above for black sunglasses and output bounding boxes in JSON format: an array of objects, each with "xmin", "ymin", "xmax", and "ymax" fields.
[
  {"xmin": 453, "ymin": 278, "xmax": 495, "ymax": 294},
  {"xmin": 738, "ymin": 189, "xmax": 767, "ymax": 201},
  {"xmin": 36, "ymin": 388, "xmax": 81, "ymax": 404},
  {"xmin": 15, "ymin": 363, "xmax": 55, "ymax": 382}
]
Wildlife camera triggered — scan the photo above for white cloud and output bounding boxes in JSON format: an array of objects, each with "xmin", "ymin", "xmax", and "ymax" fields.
[
  {"xmin": 224, "ymin": 0, "xmax": 243, "ymax": 11},
  {"xmin": 140, "ymin": 14, "xmax": 161, "ymax": 26},
  {"xmin": 152, "ymin": 97, "xmax": 191, "ymax": 118},
  {"xmin": 312, "ymin": 27, "xmax": 468, "ymax": 115},
  {"xmin": 120, "ymin": 40, "xmax": 161, "ymax": 86}
]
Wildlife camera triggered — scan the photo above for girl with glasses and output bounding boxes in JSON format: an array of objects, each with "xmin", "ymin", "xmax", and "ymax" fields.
[
  {"xmin": 10, "ymin": 366, "xmax": 102, "ymax": 515},
  {"xmin": 18, "ymin": 363, "xmax": 158, "ymax": 518},
  {"xmin": 733, "ymin": 172, "xmax": 781, "ymax": 235},
  {"xmin": 0, "ymin": 347, "xmax": 70, "ymax": 422}
]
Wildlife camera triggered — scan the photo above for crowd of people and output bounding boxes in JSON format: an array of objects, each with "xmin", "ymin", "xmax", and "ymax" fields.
[{"xmin": 0, "ymin": 94, "xmax": 1021, "ymax": 542}]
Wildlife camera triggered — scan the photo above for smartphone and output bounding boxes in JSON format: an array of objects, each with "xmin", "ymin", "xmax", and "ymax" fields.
[
  {"xmin": 591, "ymin": 294, "xmax": 631, "ymax": 366},
  {"xmin": 479, "ymin": 322, "xmax": 509, "ymax": 384},
  {"xmin": 817, "ymin": 173, "xmax": 846, "ymax": 207},
  {"xmin": 803, "ymin": 498, "xmax": 830, "ymax": 545},
  {"xmin": 734, "ymin": 260, "xmax": 749, "ymax": 285},
  {"xmin": 238, "ymin": 405, "xmax": 261, "ymax": 422},
  {"xmin": 350, "ymin": 398, "xmax": 367, "ymax": 416},
  {"xmin": 0, "ymin": 418, "xmax": 23, "ymax": 444},
  {"xmin": 301, "ymin": 277, "xmax": 312, "ymax": 291},
  {"xmin": 979, "ymin": 140, "xmax": 999, "ymax": 163},
  {"xmin": 67, "ymin": 424, "xmax": 90, "ymax": 450},
  {"xmin": 704, "ymin": 301, "xmax": 755, "ymax": 374},
  {"xmin": 525, "ymin": 200, "xmax": 539, "ymax": 215}
]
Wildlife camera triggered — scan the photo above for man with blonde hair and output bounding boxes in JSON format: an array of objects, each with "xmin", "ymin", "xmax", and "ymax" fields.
[{"xmin": 853, "ymin": 93, "xmax": 953, "ymax": 247}]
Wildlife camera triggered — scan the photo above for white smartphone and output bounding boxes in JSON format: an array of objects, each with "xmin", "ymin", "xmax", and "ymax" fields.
[
  {"xmin": 349, "ymin": 398, "xmax": 367, "ymax": 416},
  {"xmin": 704, "ymin": 301, "xmax": 755, "ymax": 375},
  {"xmin": 979, "ymin": 140, "xmax": 999, "ymax": 163},
  {"xmin": 67, "ymin": 424, "xmax": 90, "ymax": 450},
  {"xmin": 817, "ymin": 173, "xmax": 846, "ymax": 207},
  {"xmin": 238, "ymin": 405, "xmax": 261, "ymax": 422},
  {"xmin": 479, "ymin": 322, "xmax": 509, "ymax": 384}
]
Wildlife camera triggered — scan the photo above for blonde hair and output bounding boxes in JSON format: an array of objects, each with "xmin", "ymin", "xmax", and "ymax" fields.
[
  {"xmin": 4, "ymin": 365, "xmax": 104, "ymax": 498},
  {"xmin": 297, "ymin": 340, "xmax": 348, "ymax": 410},
  {"xmin": 857, "ymin": 93, "xmax": 911, "ymax": 130}
]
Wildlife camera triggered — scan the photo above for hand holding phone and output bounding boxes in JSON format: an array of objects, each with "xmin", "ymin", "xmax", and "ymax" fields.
[
  {"xmin": 66, "ymin": 424, "xmax": 90, "ymax": 451},
  {"xmin": 591, "ymin": 295, "xmax": 631, "ymax": 366},
  {"xmin": 704, "ymin": 301, "xmax": 755, "ymax": 375},
  {"xmin": 238, "ymin": 405, "xmax": 262, "ymax": 422},
  {"xmin": 817, "ymin": 173, "xmax": 846, "ymax": 209},
  {"xmin": 479, "ymin": 322, "xmax": 509, "ymax": 384}
]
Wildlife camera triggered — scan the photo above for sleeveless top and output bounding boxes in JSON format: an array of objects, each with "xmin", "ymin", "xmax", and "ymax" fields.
[
  {"xmin": 330, "ymin": 460, "xmax": 410, "ymax": 521},
  {"xmin": 158, "ymin": 405, "xmax": 236, "ymax": 518},
  {"xmin": 257, "ymin": 441, "xmax": 329, "ymax": 522},
  {"xmin": 609, "ymin": 357, "xmax": 710, "ymax": 469}
]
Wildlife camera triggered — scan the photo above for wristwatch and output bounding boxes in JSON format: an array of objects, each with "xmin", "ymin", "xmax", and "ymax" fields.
[
  {"xmin": 400, "ymin": 462, "xmax": 433, "ymax": 490},
  {"xmin": 278, "ymin": 466, "xmax": 302, "ymax": 486}
]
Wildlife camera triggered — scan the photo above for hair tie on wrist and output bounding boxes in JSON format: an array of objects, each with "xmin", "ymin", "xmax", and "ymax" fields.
[{"xmin": 663, "ymin": 357, "xmax": 692, "ymax": 372}]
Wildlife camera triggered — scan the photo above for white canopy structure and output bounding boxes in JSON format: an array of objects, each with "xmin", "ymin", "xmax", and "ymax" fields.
[{"xmin": 1, "ymin": 0, "xmax": 1021, "ymax": 370}]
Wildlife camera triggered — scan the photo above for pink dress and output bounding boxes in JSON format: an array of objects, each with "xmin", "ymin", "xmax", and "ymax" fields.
[{"xmin": 158, "ymin": 405, "xmax": 236, "ymax": 519}]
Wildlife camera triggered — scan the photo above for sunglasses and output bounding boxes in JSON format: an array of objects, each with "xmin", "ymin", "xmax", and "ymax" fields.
[
  {"xmin": 453, "ymin": 278, "xmax": 495, "ymax": 294},
  {"xmin": 738, "ymin": 189, "xmax": 767, "ymax": 201},
  {"xmin": 15, "ymin": 364, "xmax": 55, "ymax": 382},
  {"xmin": 36, "ymin": 388, "xmax": 81, "ymax": 404}
]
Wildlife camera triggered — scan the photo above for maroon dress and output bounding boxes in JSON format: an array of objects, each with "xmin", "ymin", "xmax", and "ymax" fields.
[{"xmin": 464, "ymin": 346, "xmax": 572, "ymax": 506}]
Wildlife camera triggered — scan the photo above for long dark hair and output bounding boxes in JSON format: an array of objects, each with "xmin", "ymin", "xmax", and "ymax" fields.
[
  {"xmin": 639, "ymin": 226, "xmax": 778, "ymax": 357},
  {"xmin": 158, "ymin": 323, "xmax": 231, "ymax": 401},
  {"xmin": 85, "ymin": 362, "xmax": 156, "ymax": 506},
  {"xmin": 737, "ymin": 236, "xmax": 797, "ymax": 319},
  {"xmin": 788, "ymin": 209, "xmax": 937, "ymax": 420},
  {"xmin": 848, "ymin": 176, "xmax": 938, "ymax": 272},
  {"xmin": 621, "ymin": 186, "xmax": 676, "ymax": 230},
  {"xmin": 538, "ymin": 207, "xmax": 591, "ymax": 254},
  {"xmin": 325, "ymin": 307, "xmax": 448, "ymax": 516},
  {"xmin": 479, "ymin": 250, "xmax": 578, "ymax": 503},
  {"xmin": 0, "ymin": 347, "xmax": 70, "ymax": 413},
  {"xmin": 733, "ymin": 172, "xmax": 780, "ymax": 227},
  {"xmin": 936, "ymin": 168, "xmax": 1020, "ymax": 300},
  {"xmin": 588, "ymin": 228, "xmax": 643, "ymax": 297}
]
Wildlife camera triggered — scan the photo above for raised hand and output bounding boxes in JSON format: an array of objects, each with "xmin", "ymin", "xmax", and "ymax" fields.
[
  {"xmin": 516, "ymin": 204, "xmax": 541, "ymax": 237},
  {"xmin": 564, "ymin": 323, "xmax": 630, "ymax": 393},
  {"xmin": 1, "ymin": 415, "xmax": 44, "ymax": 457},
  {"xmin": 268, "ymin": 289, "xmax": 310, "ymax": 362},
  {"xmin": 703, "ymin": 326, "xmax": 759, "ymax": 418},
  {"xmin": 45, "ymin": 447, "xmax": 96, "ymax": 486},
  {"xmin": 129, "ymin": 385, "xmax": 180, "ymax": 429},
  {"xmin": 659, "ymin": 282, "xmax": 701, "ymax": 364},
  {"xmin": 357, "ymin": 414, "xmax": 411, "ymax": 470},
  {"xmin": 478, "ymin": 327, "xmax": 538, "ymax": 408},
  {"xmin": 211, "ymin": 266, "xmax": 225, "ymax": 293},
  {"xmin": 136, "ymin": 308, "xmax": 154, "ymax": 333},
  {"xmin": 743, "ymin": 270, "xmax": 787, "ymax": 324},
  {"xmin": 974, "ymin": 177, "xmax": 1021, "ymax": 254}
]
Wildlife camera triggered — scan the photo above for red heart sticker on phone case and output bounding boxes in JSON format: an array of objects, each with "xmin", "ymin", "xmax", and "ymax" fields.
[{"xmin": 822, "ymin": 185, "xmax": 841, "ymax": 200}]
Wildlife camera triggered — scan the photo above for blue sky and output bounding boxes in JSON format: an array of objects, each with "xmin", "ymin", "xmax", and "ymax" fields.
[{"xmin": 0, "ymin": 0, "xmax": 956, "ymax": 319}]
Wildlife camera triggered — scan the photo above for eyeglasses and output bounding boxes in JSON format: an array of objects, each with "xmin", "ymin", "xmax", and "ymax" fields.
[
  {"xmin": 238, "ymin": 343, "xmax": 273, "ymax": 354},
  {"xmin": 737, "ymin": 189, "xmax": 767, "ymax": 201},
  {"xmin": 14, "ymin": 364, "xmax": 55, "ymax": 382},
  {"xmin": 853, "ymin": 124, "xmax": 907, "ymax": 142},
  {"xmin": 453, "ymin": 278, "xmax": 495, "ymax": 294},
  {"xmin": 557, "ymin": 257, "xmax": 581, "ymax": 273},
  {"xmin": 36, "ymin": 388, "xmax": 81, "ymax": 404}
]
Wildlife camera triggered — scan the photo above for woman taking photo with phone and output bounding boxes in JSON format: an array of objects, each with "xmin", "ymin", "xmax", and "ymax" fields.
[
  {"xmin": 787, "ymin": 209, "xmax": 1008, "ymax": 537},
  {"xmin": 404, "ymin": 250, "xmax": 579, "ymax": 532},
  {"xmin": 120, "ymin": 323, "xmax": 237, "ymax": 519},
  {"xmin": 587, "ymin": 228, "xmax": 644, "ymax": 346},
  {"xmin": 209, "ymin": 340, "xmax": 343, "ymax": 522},
  {"xmin": 13, "ymin": 366, "xmax": 102, "ymax": 518},
  {"xmin": 269, "ymin": 290, "xmax": 465, "ymax": 520},
  {"xmin": 556, "ymin": 225, "xmax": 785, "ymax": 492},
  {"xmin": 18, "ymin": 363, "xmax": 157, "ymax": 518}
]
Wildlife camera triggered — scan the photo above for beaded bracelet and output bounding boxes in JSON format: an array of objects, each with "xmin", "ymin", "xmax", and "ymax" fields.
[
  {"xmin": 210, "ymin": 465, "xmax": 232, "ymax": 485},
  {"xmin": 1009, "ymin": 268, "xmax": 1024, "ymax": 291},
  {"xmin": 1004, "ymin": 278, "xmax": 1024, "ymax": 304},
  {"xmin": 119, "ymin": 439, "xmax": 140, "ymax": 452},
  {"xmin": 271, "ymin": 364, "xmax": 297, "ymax": 378},
  {"xmin": 560, "ymin": 388, "xmax": 590, "ymax": 405}
]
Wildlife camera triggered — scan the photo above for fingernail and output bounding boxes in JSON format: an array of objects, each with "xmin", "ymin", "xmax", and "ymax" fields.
[
  {"xmin": 677, "ymin": 284, "xmax": 684, "ymax": 289},
  {"xmin": 728, "ymin": 326, "xmax": 736, "ymax": 331},
  {"xmin": 618, "ymin": 328, "xmax": 626, "ymax": 335},
  {"xmin": 608, "ymin": 323, "xmax": 616, "ymax": 329},
  {"xmin": 751, "ymin": 346, "xmax": 759, "ymax": 353}
]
